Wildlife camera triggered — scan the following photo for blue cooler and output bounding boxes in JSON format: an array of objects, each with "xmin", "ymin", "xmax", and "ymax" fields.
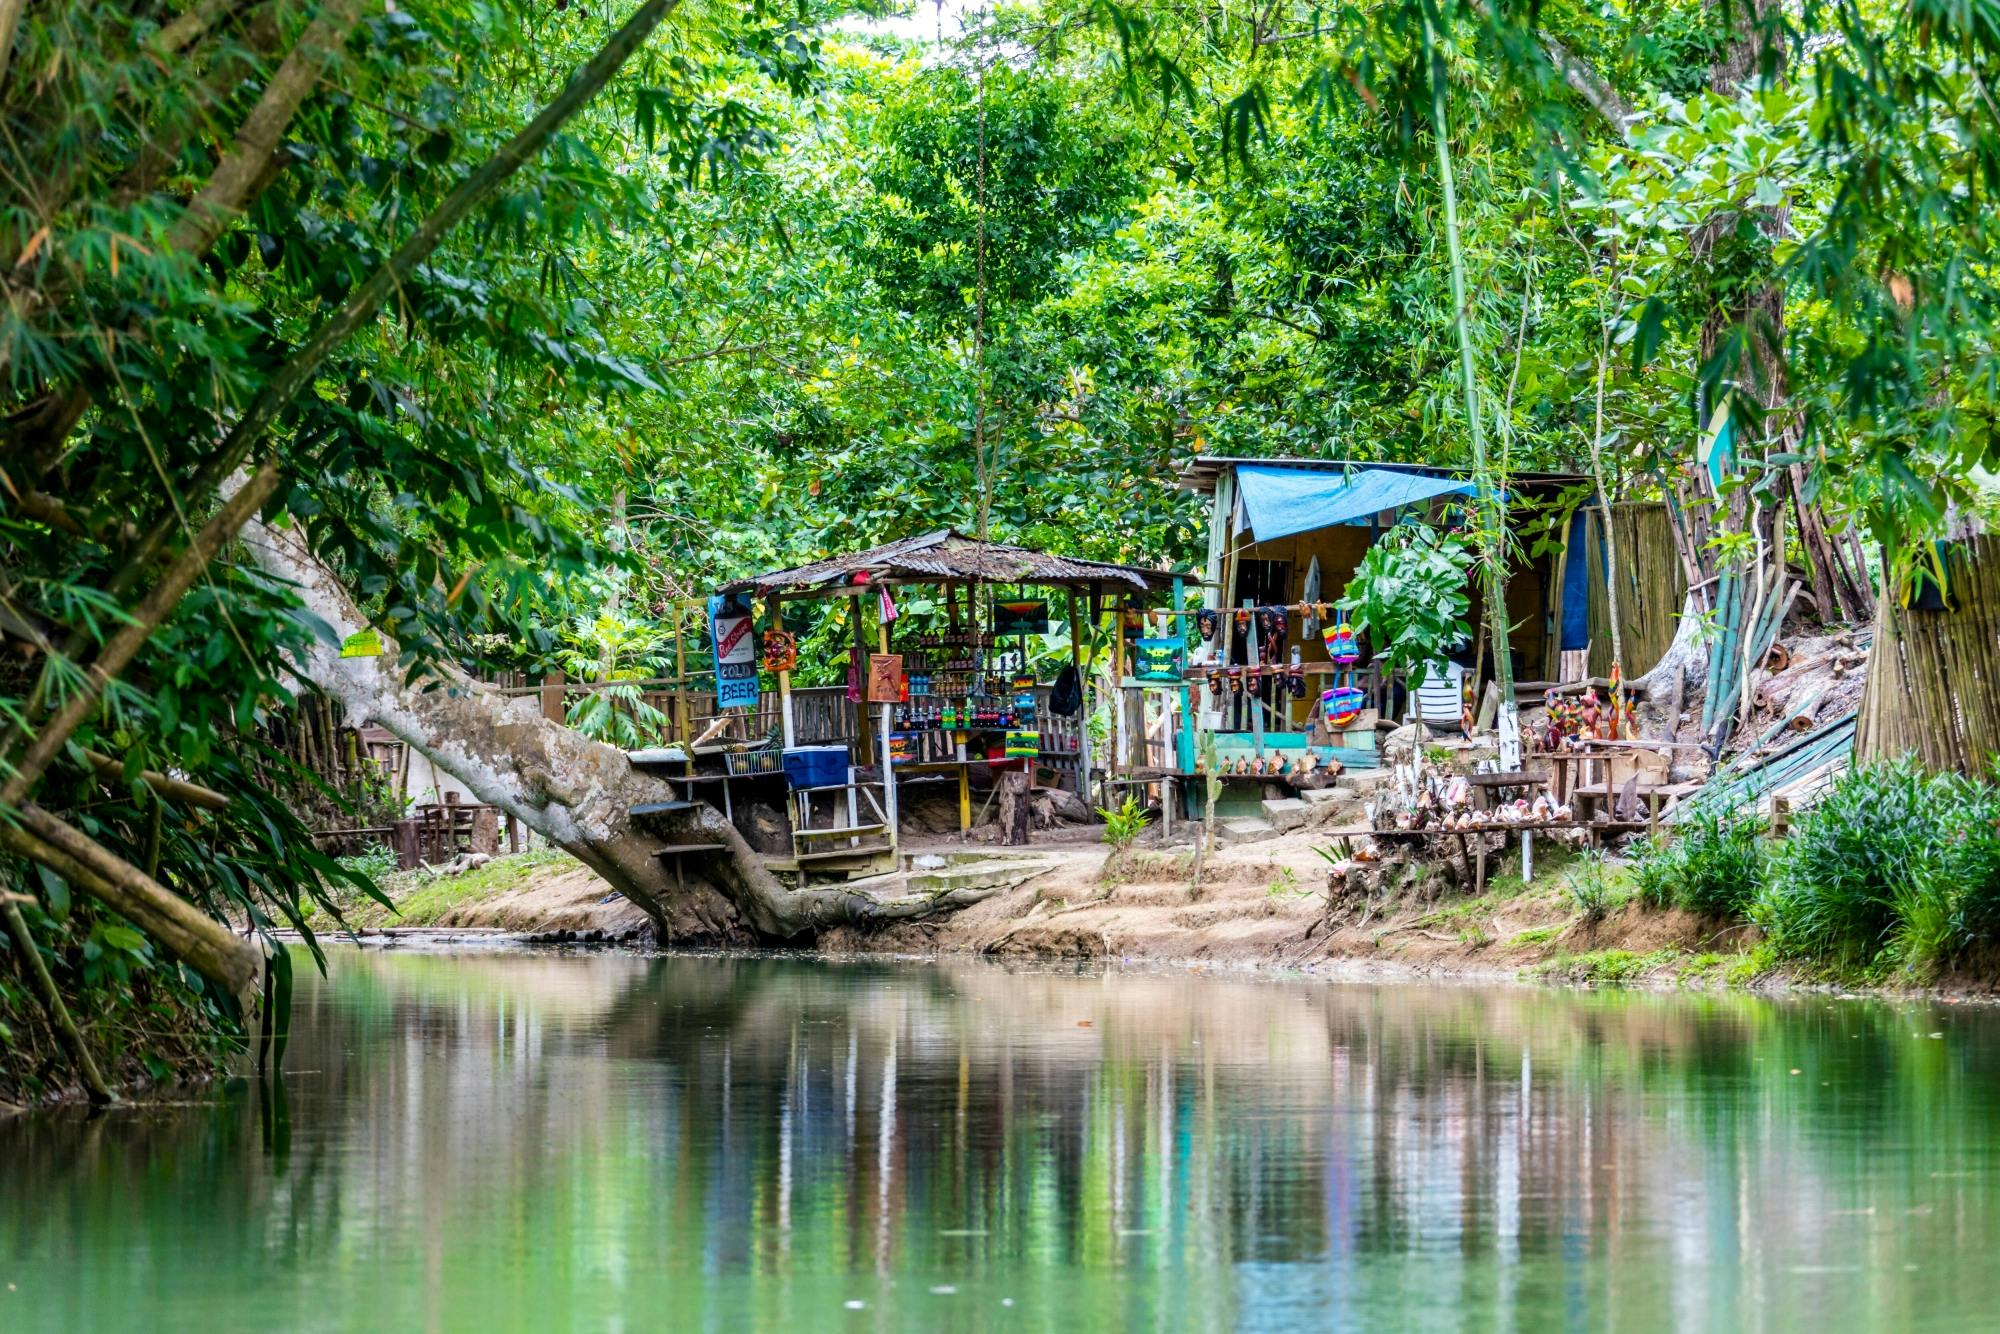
[{"xmin": 782, "ymin": 745, "xmax": 850, "ymax": 790}]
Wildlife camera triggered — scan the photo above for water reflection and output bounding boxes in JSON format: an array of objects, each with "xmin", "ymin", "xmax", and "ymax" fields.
[{"xmin": 4, "ymin": 950, "xmax": 1999, "ymax": 1331}]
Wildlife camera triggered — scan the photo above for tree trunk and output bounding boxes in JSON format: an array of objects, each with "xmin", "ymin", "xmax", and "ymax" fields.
[
  {"xmin": 997, "ymin": 769, "xmax": 1031, "ymax": 846},
  {"xmin": 239, "ymin": 515, "xmax": 997, "ymax": 939}
]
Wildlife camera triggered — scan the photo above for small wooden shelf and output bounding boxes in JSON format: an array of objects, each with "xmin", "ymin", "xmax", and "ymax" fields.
[
  {"xmin": 794, "ymin": 845, "xmax": 894, "ymax": 863},
  {"xmin": 793, "ymin": 823, "xmax": 887, "ymax": 839}
]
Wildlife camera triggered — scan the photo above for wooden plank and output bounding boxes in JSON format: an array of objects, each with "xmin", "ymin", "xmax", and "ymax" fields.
[{"xmin": 794, "ymin": 823, "xmax": 888, "ymax": 838}]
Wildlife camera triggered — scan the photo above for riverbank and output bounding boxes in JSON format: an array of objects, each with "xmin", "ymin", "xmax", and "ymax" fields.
[{"xmin": 330, "ymin": 832, "xmax": 1802, "ymax": 993}]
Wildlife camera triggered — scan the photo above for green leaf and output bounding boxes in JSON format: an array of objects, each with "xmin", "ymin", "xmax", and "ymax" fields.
[{"xmin": 100, "ymin": 925, "xmax": 147, "ymax": 953}]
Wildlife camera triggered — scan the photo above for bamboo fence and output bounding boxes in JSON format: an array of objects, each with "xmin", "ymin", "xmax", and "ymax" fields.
[
  {"xmin": 1857, "ymin": 535, "xmax": 2000, "ymax": 777},
  {"xmin": 1584, "ymin": 502, "xmax": 1689, "ymax": 679}
]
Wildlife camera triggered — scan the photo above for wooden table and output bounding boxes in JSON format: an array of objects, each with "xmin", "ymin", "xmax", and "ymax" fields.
[
  {"xmin": 1570, "ymin": 780, "xmax": 1703, "ymax": 835},
  {"xmin": 895, "ymin": 759, "xmax": 980, "ymax": 832},
  {"xmin": 1463, "ymin": 770, "xmax": 1549, "ymax": 811}
]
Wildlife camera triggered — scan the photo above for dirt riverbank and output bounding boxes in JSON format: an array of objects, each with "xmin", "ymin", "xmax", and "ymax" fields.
[{"xmin": 341, "ymin": 828, "xmax": 1786, "ymax": 990}]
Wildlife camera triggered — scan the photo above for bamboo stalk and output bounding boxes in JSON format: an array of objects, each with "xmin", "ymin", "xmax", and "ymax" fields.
[
  {"xmin": 1425, "ymin": 15, "xmax": 1515, "ymax": 713},
  {"xmin": 2, "ymin": 898, "xmax": 114, "ymax": 1103}
]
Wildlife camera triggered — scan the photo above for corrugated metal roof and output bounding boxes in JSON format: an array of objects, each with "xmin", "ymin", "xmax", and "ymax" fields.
[{"xmin": 720, "ymin": 529, "xmax": 1180, "ymax": 595}]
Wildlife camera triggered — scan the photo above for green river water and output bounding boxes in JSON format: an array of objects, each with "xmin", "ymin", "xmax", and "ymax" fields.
[{"xmin": 4, "ymin": 947, "xmax": 2000, "ymax": 1331}]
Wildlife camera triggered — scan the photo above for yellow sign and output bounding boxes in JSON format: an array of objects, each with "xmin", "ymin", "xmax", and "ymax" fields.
[{"xmin": 339, "ymin": 629, "xmax": 384, "ymax": 659}]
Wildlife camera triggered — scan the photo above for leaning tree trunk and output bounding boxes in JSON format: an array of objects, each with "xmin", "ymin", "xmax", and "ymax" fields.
[{"xmin": 239, "ymin": 516, "xmax": 998, "ymax": 939}]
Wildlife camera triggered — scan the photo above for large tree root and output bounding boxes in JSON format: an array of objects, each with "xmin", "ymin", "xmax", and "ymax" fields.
[{"xmin": 240, "ymin": 516, "xmax": 994, "ymax": 940}]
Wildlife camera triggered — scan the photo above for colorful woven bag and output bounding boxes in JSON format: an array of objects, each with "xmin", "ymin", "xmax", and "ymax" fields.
[
  {"xmin": 1322, "ymin": 684, "xmax": 1366, "ymax": 728},
  {"xmin": 1322, "ymin": 612, "xmax": 1360, "ymax": 666}
]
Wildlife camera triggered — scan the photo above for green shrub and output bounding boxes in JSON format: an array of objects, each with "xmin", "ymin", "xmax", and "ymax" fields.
[
  {"xmin": 1097, "ymin": 795, "xmax": 1151, "ymax": 850},
  {"xmin": 1565, "ymin": 850, "xmax": 1616, "ymax": 921},
  {"xmin": 338, "ymin": 842, "xmax": 398, "ymax": 883},
  {"xmin": 1749, "ymin": 759, "xmax": 2000, "ymax": 974},
  {"xmin": 1631, "ymin": 810, "xmax": 1767, "ymax": 918}
]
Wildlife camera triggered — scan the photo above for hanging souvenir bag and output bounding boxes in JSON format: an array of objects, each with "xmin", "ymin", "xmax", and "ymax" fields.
[
  {"xmin": 1323, "ymin": 611, "xmax": 1360, "ymax": 666},
  {"xmin": 1323, "ymin": 684, "xmax": 1366, "ymax": 728}
]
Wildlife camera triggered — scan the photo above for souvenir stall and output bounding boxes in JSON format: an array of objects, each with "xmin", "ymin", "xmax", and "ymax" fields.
[
  {"xmin": 1101, "ymin": 594, "xmax": 1383, "ymax": 828},
  {"xmin": 1169, "ymin": 455, "xmax": 1689, "ymax": 824},
  {"xmin": 709, "ymin": 531, "xmax": 1183, "ymax": 878}
]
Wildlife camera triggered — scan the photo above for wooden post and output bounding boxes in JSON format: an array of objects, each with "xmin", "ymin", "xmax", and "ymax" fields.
[
  {"xmin": 852, "ymin": 594, "xmax": 872, "ymax": 764},
  {"xmin": 1172, "ymin": 576, "xmax": 1195, "ymax": 783},
  {"xmin": 998, "ymin": 768, "xmax": 1031, "ymax": 845},
  {"xmin": 1066, "ymin": 588, "xmax": 1094, "ymax": 802},
  {"xmin": 469, "ymin": 806, "xmax": 500, "ymax": 855},
  {"xmin": 540, "ymin": 670, "xmax": 566, "ymax": 723},
  {"xmin": 774, "ymin": 593, "xmax": 796, "ymax": 749},
  {"xmin": 878, "ymin": 596, "xmax": 898, "ymax": 842},
  {"xmin": 390, "ymin": 818, "xmax": 420, "ymax": 871},
  {"xmin": 1244, "ymin": 599, "xmax": 1265, "ymax": 759}
]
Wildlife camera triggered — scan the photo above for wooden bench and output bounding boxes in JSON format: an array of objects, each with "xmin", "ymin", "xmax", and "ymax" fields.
[{"xmin": 1570, "ymin": 780, "xmax": 1702, "ymax": 834}]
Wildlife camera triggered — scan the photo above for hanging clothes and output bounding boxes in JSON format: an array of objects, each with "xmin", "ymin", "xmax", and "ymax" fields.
[{"xmin": 1302, "ymin": 557, "xmax": 1322, "ymax": 637}]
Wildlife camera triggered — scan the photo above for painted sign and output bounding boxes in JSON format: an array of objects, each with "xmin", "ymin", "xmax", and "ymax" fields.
[
  {"xmin": 993, "ymin": 599, "xmax": 1048, "ymax": 636},
  {"xmin": 867, "ymin": 653, "xmax": 904, "ymax": 704},
  {"xmin": 339, "ymin": 628, "xmax": 384, "ymax": 659},
  {"xmin": 707, "ymin": 593, "xmax": 760, "ymax": 710}
]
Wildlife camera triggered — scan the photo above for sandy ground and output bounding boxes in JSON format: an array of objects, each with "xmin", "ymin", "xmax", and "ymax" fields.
[
  {"xmin": 426, "ymin": 861, "xmax": 656, "ymax": 936},
  {"xmin": 403, "ymin": 819, "xmax": 1753, "ymax": 986}
]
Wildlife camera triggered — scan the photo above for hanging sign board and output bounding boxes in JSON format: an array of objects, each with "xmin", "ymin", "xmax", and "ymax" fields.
[
  {"xmin": 867, "ymin": 653, "xmax": 904, "ymax": 704},
  {"xmin": 993, "ymin": 599, "xmax": 1048, "ymax": 636},
  {"xmin": 707, "ymin": 593, "xmax": 760, "ymax": 710},
  {"xmin": 339, "ymin": 628, "xmax": 384, "ymax": 659}
]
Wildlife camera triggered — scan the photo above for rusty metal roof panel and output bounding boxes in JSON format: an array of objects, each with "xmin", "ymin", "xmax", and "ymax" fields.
[{"xmin": 720, "ymin": 529, "xmax": 1181, "ymax": 595}]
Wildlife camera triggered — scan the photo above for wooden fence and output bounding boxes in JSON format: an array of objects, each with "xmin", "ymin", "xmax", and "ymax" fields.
[
  {"xmin": 1857, "ymin": 535, "xmax": 2000, "ymax": 777},
  {"xmin": 1585, "ymin": 502, "xmax": 1690, "ymax": 681}
]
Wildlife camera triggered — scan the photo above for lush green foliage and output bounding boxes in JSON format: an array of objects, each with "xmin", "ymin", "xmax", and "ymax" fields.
[
  {"xmin": 1752, "ymin": 762, "xmax": 2000, "ymax": 975},
  {"xmin": 11, "ymin": 0, "xmax": 2000, "ymax": 1097},
  {"xmin": 1633, "ymin": 810, "xmax": 1767, "ymax": 919},
  {"xmin": 1339, "ymin": 524, "xmax": 1474, "ymax": 690},
  {"xmin": 0, "ymin": 0, "xmax": 838, "ymax": 1097}
]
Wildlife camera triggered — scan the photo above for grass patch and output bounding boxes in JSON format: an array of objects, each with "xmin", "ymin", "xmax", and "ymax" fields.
[
  {"xmin": 1506, "ymin": 924, "xmax": 1561, "ymax": 949},
  {"xmin": 1535, "ymin": 946, "xmax": 1681, "ymax": 985},
  {"xmin": 1751, "ymin": 760, "xmax": 2000, "ymax": 977},
  {"xmin": 312, "ymin": 845, "xmax": 575, "ymax": 929}
]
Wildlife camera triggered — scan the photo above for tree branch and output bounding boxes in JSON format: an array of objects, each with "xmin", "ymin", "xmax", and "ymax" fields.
[
  {"xmin": 166, "ymin": 0, "xmax": 364, "ymax": 258},
  {"xmin": 81, "ymin": 748, "xmax": 232, "ymax": 811},
  {"xmin": 1540, "ymin": 35, "xmax": 1631, "ymax": 130},
  {"xmin": 0, "ymin": 807, "xmax": 263, "ymax": 1007},
  {"xmin": 1, "ymin": 0, "xmax": 690, "ymax": 802}
]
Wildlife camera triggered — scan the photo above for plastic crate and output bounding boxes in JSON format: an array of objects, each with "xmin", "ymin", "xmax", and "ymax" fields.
[{"xmin": 782, "ymin": 745, "xmax": 850, "ymax": 789}]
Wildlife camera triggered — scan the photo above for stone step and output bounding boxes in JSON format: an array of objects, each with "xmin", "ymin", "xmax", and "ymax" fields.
[
  {"xmin": 1260, "ymin": 797, "xmax": 1312, "ymax": 833},
  {"xmin": 1219, "ymin": 817, "xmax": 1278, "ymax": 845},
  {"xmin": 1298, "ymin": 787, "xmax": 1345, "ymax": 806}
]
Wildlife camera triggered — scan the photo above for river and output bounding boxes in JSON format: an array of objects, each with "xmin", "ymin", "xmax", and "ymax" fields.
[{"xmin": 3, "ymin": 948, "xmax": 1998, "ymax": 1330}]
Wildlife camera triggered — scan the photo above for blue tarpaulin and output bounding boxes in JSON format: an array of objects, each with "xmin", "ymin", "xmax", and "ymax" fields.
[
  {"xmin": 1235, "ymin": 464, "xmax": 1476, "ymax": 542},
  {"xmin": 1561, "ymin": 509, "xmax": 1594, "ymax": 651}
]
